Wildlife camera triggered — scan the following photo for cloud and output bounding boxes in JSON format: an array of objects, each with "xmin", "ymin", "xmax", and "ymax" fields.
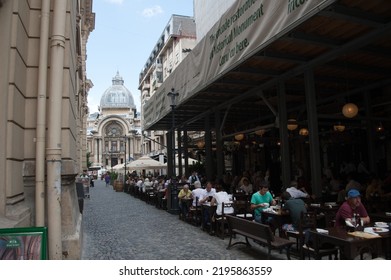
[
  {"xmin": 142, "ymin": 5, "xmax": 164, "ymax": 18},
  {"xmin": 105, "ymin": 0, "xmax": 124, "ymax": 5}
]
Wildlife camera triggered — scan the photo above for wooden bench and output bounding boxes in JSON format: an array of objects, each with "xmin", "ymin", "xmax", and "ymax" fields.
[{"xmin": 226, "ymin": 215, "xmax": 295, "ymax": 259}]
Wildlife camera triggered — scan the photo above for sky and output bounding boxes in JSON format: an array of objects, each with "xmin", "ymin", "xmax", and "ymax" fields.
[{"xmin": 86, "ymin": 0, "xmax": 194, "ymax": 114}]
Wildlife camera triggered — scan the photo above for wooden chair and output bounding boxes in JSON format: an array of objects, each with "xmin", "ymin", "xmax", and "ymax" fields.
[
  {"xmin": 285, "ymin": 212, "xmax": 305, "ymax": 253},
  {"xmin": 215, "ymin": 202, "xmax": 233, "ymax": 239},
  {"xmin": 233, "ymin": 199, "xmax": 254, "ymax": 220},
  {"xmin": 145, "ymin": 188, "xmax": 156, "ymax": 204},
  {"xmin": 288, "ymin": 211, "xmax": 338, "ymax": 259},
  {"xmin": 324, "ymin": 211, "xmax": 337, "ymax": 228},
  {"xmin": 188, "ymin": 197, "xmax": 202, "ymax": 226}
]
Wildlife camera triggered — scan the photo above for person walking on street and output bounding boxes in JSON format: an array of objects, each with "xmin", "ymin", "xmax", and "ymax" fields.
[{"xmin": 105, "ymin": 173, "xmax": 110, "ymax": 187}]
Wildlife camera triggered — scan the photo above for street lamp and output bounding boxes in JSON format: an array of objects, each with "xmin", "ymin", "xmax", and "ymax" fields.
[
  {"xmin": 105, "ymin": 146, "xmax": 114, "ymax": 172},
  {"xmin": 167, "ymin": 88, "xmax": 178, "ymax": 179},
  {"xmin": 124, "ymin": 134, "xmax": 127, "ymax": 183},
  {"xmin": 110, "ymin": 148, "xmax": 113, "ymax": 172}
]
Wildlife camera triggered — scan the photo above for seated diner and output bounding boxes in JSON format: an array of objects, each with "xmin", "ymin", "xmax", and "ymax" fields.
[
  {"xmin": 250, "ymin": 181, "xmax": 276, "ymax": 224},
  {"xmin": 335, "ymin": 188, "xmax": 370, "ymax": 227}
]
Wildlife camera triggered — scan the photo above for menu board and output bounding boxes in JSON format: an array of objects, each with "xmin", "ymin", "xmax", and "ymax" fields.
[
  {"xmin": 0, "ymin": 227, "xmax": 48, "ymax": 260},
  {"xmin": 76, "ymin": 177, "xmax": 90, "ymax": 198}
]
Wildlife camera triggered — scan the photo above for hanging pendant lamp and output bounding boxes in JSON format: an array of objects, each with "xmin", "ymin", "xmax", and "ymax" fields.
[
  {"xmin": 234, "ymin": 133, "xmax": 244, "ymax": 141},
  {"xmin": 287, "ymin": 119, "xmax": 298, "ymax": 131},
  {"xmin": 299, "ymin": 128, "xmax": 309, "ymax": 136},
  {"xmin": 342, "ymin": 103, "xmax": 358, "ymax": 118}
]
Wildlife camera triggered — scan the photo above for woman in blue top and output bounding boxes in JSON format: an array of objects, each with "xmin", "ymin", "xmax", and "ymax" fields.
[{"xmin": 251, "ymin": 182, "xmax": 276, "ymax": 223}]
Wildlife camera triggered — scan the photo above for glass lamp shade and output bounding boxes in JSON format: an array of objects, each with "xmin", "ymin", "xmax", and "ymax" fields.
[
  {"xmin": 299, "ymin": 128, "xmax": 309, "ymax": 136},
  {"xmin": 234, "ymin": 133, "xmax": 244, "ymax": 141},
  {"xmin": 287, "ymin": 119, "xmax": 298, "ymax": 130},
  {"xmin": 255, "ymin": 129, "xmax": 265, "ymax": 136},
  {"xmin": 342, "ymin": 103, "xmax": 358, "ymax": 118}
]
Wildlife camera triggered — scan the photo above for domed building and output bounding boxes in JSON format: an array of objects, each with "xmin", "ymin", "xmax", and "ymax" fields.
[
  {"xmin": 87, "ymin": 72, "xmax": 142, "ymax": 173},
  {"xmin": 100, "ymin": 71, "xmax": 136, "ymax": 111}
]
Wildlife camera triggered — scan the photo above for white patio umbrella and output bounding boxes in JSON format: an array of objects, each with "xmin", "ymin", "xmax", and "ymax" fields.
[
  {"xmin": 112, "ymin": 163, "xmax": 125, "ymax": 170},
  {"xmin": 127, "ymin": 155, "xmax": 167, "ymax": 170}
]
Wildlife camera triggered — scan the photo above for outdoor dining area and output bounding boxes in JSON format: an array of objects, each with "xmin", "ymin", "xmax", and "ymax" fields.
[{"xmin": 114, "ymin": 170, "xmax": 391, "ymax": 260}]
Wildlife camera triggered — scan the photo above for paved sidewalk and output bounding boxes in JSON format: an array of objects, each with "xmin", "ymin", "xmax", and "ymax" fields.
[{"xmin": 81, "ymin": 180, "xmax": 289, "ymax": 260}]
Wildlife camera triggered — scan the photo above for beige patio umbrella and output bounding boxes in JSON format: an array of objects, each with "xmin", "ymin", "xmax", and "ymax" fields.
[
  {"xmin": 112, "ymin": 163, "xmax": 125, "ymax": 170},
  {"xmin": 127, "ymin": 155, "xmax": 167, "ymax": 170}
]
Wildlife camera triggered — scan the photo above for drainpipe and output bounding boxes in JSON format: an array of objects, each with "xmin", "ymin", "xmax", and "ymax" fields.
[
  {"xmin": 46, "ymin": 0, "xmax": 67, "ymax": 260},
  {"xmin": 35, "ymin": 0, "xmax": 50, "ymax": 227}
]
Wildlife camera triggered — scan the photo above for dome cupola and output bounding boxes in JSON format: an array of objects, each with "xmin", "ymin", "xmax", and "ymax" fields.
[{"xmin": 100, "ymin": 71, "xmax": 136, "ymax": 109}]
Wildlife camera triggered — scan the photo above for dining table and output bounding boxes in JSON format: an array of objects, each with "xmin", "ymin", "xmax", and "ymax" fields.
[
  {"xmin": 308, "ymin": 202, "xmax": 339, "ymax": 213},
  {"xmin": 369, "ymin": 212, "xmax": 391, "ymax": 223},
  {"xmin": 309, "ymin": 224, "xmax": 390, "ymax": 259},
  {"xmin": 308, "ymin": 202, "xmax": 339, "ymax": 228},
  {"xmin": 261, "ymin": 206, "xmax": 291, "ymax": 237}
]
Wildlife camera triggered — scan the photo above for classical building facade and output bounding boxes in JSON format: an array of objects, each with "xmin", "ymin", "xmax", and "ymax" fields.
[
  {"xmin": 0, "ymin": 0, "xmax": 95, "ymax": 259},
  {"xmin": 87, "ymin": 72, "xmax": 142, "ymax": 171},
  {"xmin": 138, "ymin": 15, "xmax": 197, "ymax": 165}
]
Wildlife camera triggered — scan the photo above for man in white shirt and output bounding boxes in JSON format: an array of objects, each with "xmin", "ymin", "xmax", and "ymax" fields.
[
  {"xmin": 199, "ymin": 181, "xmax": 216, "ymax": 204},
  {"xmin": 198, "ymin": 181, "xmax": 216, "ymax": 232},
  {"xmin": 286, "ymin": 180, "xmax": 309, "ymax": 199},
  {"xmin": 191, "ymin": 181, "xmax": 204, "ymax": 207},
  {"xmin": 210, "ymin": 185, "xmax": 234, "ymax": 215}
]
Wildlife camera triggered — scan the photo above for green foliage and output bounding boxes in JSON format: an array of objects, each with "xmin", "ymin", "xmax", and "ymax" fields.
[
  {"xmin": 86, "ymin": 152, "xmax": 93, "ymax": 169},
  {"xmin": 109, "ymin": 171, "xmax": 118, "ymax": 181}
]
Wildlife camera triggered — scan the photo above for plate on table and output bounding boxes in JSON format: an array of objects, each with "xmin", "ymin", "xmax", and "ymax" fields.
[
  {"xmin": 263, "ymin": 207, "xmax": 277, "ymax": 214},
  {"xmin": 374, "ymin": 222, "xmax": 388, "ymax": 228},
  {"xmin": 316, "ymin": 228, "xmax": 329, "ymax": 234},
  {"xmin": 364, "ymin": 227, "xmax": 389, "ymax": 233},
  {"xmin": 324, "ymin": 202, "xmax": 337, "ymax": 207}
]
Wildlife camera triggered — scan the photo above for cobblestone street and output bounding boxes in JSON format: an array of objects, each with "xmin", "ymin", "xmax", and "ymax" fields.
[{"xmin": 81, "ymin": 180, "xmax": 289, "ymax": 260}]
